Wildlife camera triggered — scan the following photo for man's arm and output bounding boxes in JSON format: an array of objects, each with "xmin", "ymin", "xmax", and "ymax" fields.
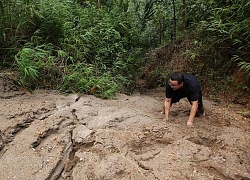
[
  {"xmin": 187, "ymin": 100, "xmax": 198, "ymax": 126},
  {"xmin": 164, "ymin": 98, "xmax": 171, "ymax": 122}
]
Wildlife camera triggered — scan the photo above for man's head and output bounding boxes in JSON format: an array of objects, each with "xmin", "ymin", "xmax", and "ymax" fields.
[{"xmin": 168, "ymin": 72, "xmax": 184, "ymax": 90}]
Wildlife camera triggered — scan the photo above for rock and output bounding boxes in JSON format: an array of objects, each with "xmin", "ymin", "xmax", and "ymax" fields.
[{"xmin": 72, "ymin": 125, "xmax": 93, "ymax": 144}]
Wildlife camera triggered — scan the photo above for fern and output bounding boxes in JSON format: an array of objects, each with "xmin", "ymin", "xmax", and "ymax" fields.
[{"xmin": 238, "ymin": 61, "xmax": 250, "ymax": 79}]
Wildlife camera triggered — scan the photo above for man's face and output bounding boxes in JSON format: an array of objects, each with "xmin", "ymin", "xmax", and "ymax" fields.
[{"xmin": 168, "ymin": 79, "xmax": 183, "ymax": 90}]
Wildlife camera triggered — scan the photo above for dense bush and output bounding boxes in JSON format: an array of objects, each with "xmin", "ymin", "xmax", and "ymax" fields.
[
  {"xmin": 1, "ymin": 0, "xmax": 159, "ymax": 98},
  {"xmin": 1, "ymin": 0, "xmax": 250, "ymax": 98},
  {"xmin": 187, "ymin": 0, "xmax": 250, "ymax": 79}
]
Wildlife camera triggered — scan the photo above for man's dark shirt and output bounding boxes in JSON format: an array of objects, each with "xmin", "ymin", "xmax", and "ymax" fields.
[{"xmin": 166, "ymin": 73, "xmax": 201, "ymax": 102}]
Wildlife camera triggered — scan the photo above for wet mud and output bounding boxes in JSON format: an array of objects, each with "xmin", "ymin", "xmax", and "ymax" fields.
[{"xmin": 0, "ymin": 79, "xmax": 250, "ymax": 180}]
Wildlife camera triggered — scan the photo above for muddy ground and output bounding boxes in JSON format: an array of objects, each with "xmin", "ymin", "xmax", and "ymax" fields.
[{"xmin": 0, "ymin": 78, "xmax": 250, "ymax": 180}]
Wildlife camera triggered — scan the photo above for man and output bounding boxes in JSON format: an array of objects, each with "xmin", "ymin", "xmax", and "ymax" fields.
[{"xmin": 163, "ymin": 72, "xmax": 204, "ymax": 126}]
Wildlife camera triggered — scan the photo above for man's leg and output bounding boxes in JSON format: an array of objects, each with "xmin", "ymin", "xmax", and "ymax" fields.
[{"xmin": 197, "ymin": 91, "xmax": 204, "ymax": 114}]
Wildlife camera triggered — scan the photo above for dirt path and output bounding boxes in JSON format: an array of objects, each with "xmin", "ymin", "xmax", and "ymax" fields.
[{"xmin": 0, "ymin": 79, "xmax": 250, "ymax": 180}]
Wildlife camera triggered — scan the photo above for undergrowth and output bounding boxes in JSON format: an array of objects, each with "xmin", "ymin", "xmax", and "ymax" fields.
[{"xmin": 1, "ymin": 0, "xmax": 250, "ymax": 102}]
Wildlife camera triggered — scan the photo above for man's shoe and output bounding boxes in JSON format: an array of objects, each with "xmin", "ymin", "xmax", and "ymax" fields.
[{"xmin": 198, "ymin": 107, "xmax": 204, "ymax": 114}]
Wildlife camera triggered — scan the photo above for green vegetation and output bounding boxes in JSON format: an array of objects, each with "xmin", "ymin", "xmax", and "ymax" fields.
[
  {"xmin": 185, "ymin": 0, "xmax": 250, "ymax": 97},
  {"xmin": 1, "ymin": 0, "xmax": 250, "ymax": 99}
]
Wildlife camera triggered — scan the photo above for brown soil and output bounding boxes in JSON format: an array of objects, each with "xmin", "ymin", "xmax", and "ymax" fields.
[{"xmin": 0, "ymin": 78, "xmax": 250, "ymax": 180}]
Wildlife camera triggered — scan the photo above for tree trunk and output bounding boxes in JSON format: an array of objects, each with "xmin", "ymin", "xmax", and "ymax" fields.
[
  {"xmin": 159, "ymin": 19, "xmax": 162, "ymax": 44},
  {"xmin": 172, "ymin": 0, "xmax": 177, "ymax": 40},
  {"xmin": 182, "ymin": 0, "xmax": 186, "ymax": 32},
  {"xmin": 97, "ymin": 0, "xmax": 101, "ymax": 9}
]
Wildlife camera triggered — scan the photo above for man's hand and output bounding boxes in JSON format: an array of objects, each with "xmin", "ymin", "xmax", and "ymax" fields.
[
  {"xmin": 163, "ymin": 117, "xmax": 169, "ymax": 123},
  {"xmin": 187, "ymin": 120, "xmax": 193, "ymax": 127},
  {"xmin": 187, "ymin": 100, "xmax": 198, "ymax": 127},
  {"xmin": 163, "ymin": 98, "xmax": 171, "ymax": 123}
]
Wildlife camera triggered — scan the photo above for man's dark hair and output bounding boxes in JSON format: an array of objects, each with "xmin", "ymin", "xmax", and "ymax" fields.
[{"xmin": 170, "ymin": 72, "xmax": 184, "ymax": 84}]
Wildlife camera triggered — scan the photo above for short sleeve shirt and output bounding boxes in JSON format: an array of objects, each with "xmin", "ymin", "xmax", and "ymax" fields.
[{"xmin": 166, "ymin": 73, "xmax": 201, "ymax": 101}]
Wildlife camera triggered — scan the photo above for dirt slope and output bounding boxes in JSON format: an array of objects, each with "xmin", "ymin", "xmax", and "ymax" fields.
[{"xmin": 0, "ymin": 79, "xmax": 250, "ymax": 180}]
